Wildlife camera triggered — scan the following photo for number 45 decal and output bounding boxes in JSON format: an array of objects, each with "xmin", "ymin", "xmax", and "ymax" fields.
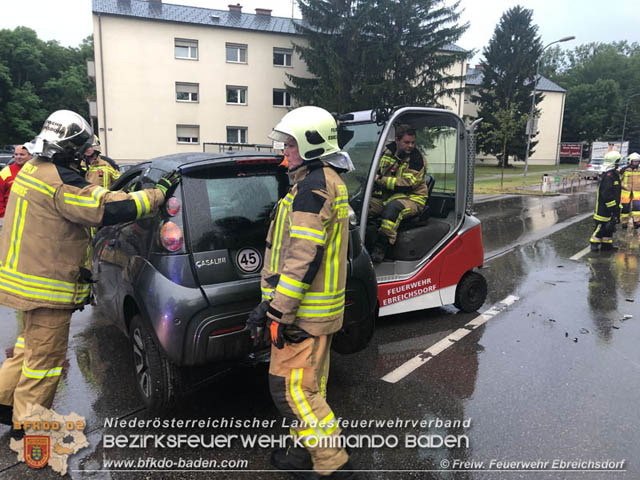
[{"xmin": 236, "ymin": 247, "xmax": 262, "ymax": 273}]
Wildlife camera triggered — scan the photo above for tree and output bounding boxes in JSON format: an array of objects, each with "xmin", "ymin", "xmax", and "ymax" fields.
[
  {"xmin": 474, "ymin": 6, "xmax": 542, "ymax": 167},
  {"xmin": 0, "ymin": 28, "xmax": 94, "ymax": 145},
  {"xmin": 287, "ymin": 0, "xmax": 469, "ymax": 112},
  {"xmin": 484, "ymin": 104, "xmax": 527, "ymax": 188}
]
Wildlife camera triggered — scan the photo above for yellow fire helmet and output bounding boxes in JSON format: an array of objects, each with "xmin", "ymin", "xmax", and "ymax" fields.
[
  {"xmin": 269, "ymin": 106, "xmax": 340, "ymax": 161},
  {"xmin": 603, "ymin": 151, "xmax": 622, "ymax": 170},
  {"xmin": 628, "ymin": 152, "xmax": 640, "ymax": 164}
]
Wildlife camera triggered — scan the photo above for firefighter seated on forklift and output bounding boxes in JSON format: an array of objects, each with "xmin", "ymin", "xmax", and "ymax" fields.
[{"xmin": 367, "ymin": 124, "xmax": 428, "ymax": 263}]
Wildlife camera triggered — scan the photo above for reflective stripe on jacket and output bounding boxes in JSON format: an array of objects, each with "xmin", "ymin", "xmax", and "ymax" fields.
[
  {"xmin": 261, "ymin": 161, "xmax": 350, "ymax": 336},
  {"xmin": 593, "ymin": 169, "xmax": 622, "ymax": 222},
  {"xmin": 373, "ymin": 143, "xmax": 428, "ymax": 206},
  {"xmin": 86, "ymin": 157, "xmax": 120, "ymax": 189},
  {"xmin": 0, "ymin": 157, "xmax": 164, "ymax": 311},
  {"xmin": 621, "ymin": 165, "xmax": 640, "ymax": 193}
]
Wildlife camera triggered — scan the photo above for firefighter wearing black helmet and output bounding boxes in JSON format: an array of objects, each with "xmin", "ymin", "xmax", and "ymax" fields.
[{"xmin": 590, "ymin": 151, "xmax": 623, "ymax": 251}]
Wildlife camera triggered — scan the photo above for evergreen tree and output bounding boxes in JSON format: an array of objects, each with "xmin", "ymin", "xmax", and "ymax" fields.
[
  {"xmin": 474, "ymin": 6, "xmax": 542, "ymax": 167},
  {"xmin": 288, "ymin": 0, "xmax": 469, "ymax": 113}
]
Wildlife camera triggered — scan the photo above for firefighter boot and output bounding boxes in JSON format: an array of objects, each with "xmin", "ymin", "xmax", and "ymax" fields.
[
  {"xmin": 370, "ymin": 236, "xmax": 389, "ymax": 264},
  {"xmin": 271, "ymin": 445, "xmax": 313, "ymax": 472},
  {"xmin": 600, "ymin": 243, "xmax": 618, "ymax": 251},
  {"xmin": 590, "ymin": 243, "xmax": 600, "ymax": 252}
]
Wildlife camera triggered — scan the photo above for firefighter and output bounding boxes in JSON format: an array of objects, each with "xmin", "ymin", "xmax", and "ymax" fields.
[
  {"xmin": 0, "ymin": 110, "xmax": 180, "ymax": 439},
  {"xmin": 367, "ymin": 124, "xmax": 428, "ymax": 263},
  {"xmin": 620, "ymin": 152, "xmax": 640, "ymax": 229},
  {"xmin": 590, "ymin": 151, "xmax": 623, "ymax": 251},
  {"xmin": 246, "ymin": 106, "xmax": 359, "ymax": 479},
  {"xmin": 83, "ymin": 135, "xmax": 120, "ymax": 189}
]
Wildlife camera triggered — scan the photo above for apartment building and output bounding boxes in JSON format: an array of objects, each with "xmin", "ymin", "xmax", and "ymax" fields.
[
  {"xmin": 92, "ymin": 0, "xmax": 472, "ymax": 161},
  {"xmin": 464, "ymin": 66, "xmax": 567, "ymax": 165}
]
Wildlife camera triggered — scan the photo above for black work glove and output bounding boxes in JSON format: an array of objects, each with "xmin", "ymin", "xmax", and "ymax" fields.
[
  {"xmin": 268, "ymin": 319, "xmax": 287, "ymax": 350},
  {"xmin": 155, "ymin": 170, "xmax": 181, "ymax": 199},
  {"xmin": 246, "ymin": 301, "xmax": 270, "ymax": 346}
]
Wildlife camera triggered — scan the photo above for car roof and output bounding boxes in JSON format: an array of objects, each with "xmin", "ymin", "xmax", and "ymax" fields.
[{"xmin": 148, "ymin": 150, "xmax": 281, "ymax": 173}]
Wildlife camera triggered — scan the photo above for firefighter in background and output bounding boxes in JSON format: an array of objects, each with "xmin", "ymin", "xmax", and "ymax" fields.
[
  {"xmin": 0, "ymin": 110, "xmax": 180, "ymax": 439},
  {"xmin": 590, "ymin": 151, "xmax": 623, "ymax": 251},
  {"xmin": 620, "ymin": 152, "xmax": 640, "ymax": 229},
  {"xmin": 246, "ymin": 106, "xmax": 360, "ymax": 479},
  {"xmin": 367, "ymin": 124, "xmax": 428, "ymax": 263},
  {"xmin": 83, "ymin": 135, "xmax": 120, "ymax": 189}
]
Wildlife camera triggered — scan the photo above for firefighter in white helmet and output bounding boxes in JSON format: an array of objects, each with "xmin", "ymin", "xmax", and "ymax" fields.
[
  {"xmin": 620, "ymin": 152, "xmax": 640, "ymax": 229},
  {"xmin": 0, "ymin": 110, "xmax": 180, "ymax": 439},
  {"xmin": 590, "ymin": 151, "xmax": 623, "ymax": 251},
  {"xmin": 246, "ymin": 106, "xmax": 360, "ymax": 479}
]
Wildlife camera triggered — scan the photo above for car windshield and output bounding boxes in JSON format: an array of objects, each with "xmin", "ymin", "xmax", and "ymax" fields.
[{"xmin": 182, "ymin": 164, "xmax": 289, "ymax": 253}]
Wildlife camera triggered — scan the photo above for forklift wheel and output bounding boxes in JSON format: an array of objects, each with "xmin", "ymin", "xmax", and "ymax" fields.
[{"xmin": 454, "ymin": 271, "xmax": 487, "ymax": 313}]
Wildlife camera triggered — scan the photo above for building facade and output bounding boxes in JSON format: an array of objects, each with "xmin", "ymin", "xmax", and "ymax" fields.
[
  {"xmin": 92, "ymin": 0, "xmax": 473, "ymax": 162},
  {"xmin": 464, "ymin": 66, "xmax": 567, "ymax": 165}
]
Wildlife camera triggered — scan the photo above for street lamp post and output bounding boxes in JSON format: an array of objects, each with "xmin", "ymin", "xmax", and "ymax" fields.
[
  {"xmin": 523, "ymin": 36, "xmax": 575, "ymax": 183},
  {"xmin": 620, "ymin": 92, "xmax": 640, "ymax": 154}
]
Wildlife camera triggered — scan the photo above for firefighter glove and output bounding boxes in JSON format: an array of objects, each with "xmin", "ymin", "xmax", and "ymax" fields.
[
  {"xmin": 246, "ymin": 301, "xmax": 270, "ymax": 346},
  {"xmin": 268, "ymin": 319, "xmax": 286, "ymax": 349},
  {"xmin": 156, "ymin": 170, "xmax": 181, "ymax": 198}
]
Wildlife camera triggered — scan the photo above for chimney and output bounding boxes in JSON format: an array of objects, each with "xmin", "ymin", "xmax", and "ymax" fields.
[
  {"xmin": 255, "ymin": 8, "xmax": 272, "ymax": 16},
  {"xmin": 228, "ymin": 3, "xmax": 242, "ymax": 12}
]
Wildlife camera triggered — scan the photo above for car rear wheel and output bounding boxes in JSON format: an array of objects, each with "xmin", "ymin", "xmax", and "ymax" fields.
[
  {"xmin": 454, "ymin": 271, "xmax": 488, "ymax": 313},
  {"xmin": 130, "ymin": 314, "xmax": 182, "ymax": 411}
]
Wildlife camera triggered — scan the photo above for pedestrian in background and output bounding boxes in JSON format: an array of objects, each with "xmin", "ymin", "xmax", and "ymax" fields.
[
  {"xmin": 0, "ymin": 143, "xmax": 33, "ymax": 222},
  {"xmin": 620, "ymin": 152, "xmax": 640, "ymax": 230}
]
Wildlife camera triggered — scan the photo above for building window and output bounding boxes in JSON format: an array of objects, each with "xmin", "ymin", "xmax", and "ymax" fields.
[
  {"xmin": 175, "ymin": 39, "xmax": 198, "ymax": 60},
  {"xmin": 177, "ymin": 125, "xmax": 199, "ymax": 144},
  {"xmin": 273, "ymin": 48, "xmax": 292, "ymax": 67},
  {"xmin": 226, "ymin": 43, "xmax": 247, "ymax": 63},
  {"xmin": 176, "ymin": 82, "xmax": 199, "ymax": 102},
  {"xmin": 273, "ymin": 89, "xmax": 291, "ymax": 107},
  {"xmin": 226, "ymin": 86, "xmax": 247, "ymax": 105},
  {"xmin": 227, "ymin": 127, "xmax": 248, "ymax": 144}
]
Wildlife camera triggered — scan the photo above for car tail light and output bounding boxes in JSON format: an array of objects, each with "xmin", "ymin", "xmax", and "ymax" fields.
[
  {"xmin": 166, "ymin": 196, "xmax": 180, "ymax": 216},
  {"xmin": 587, "ymin": 164, "xmax": 593, "ymax": 168},
  {"xmin": 160, "ymin": 221, "xmax": 183, "ymax": 252}
]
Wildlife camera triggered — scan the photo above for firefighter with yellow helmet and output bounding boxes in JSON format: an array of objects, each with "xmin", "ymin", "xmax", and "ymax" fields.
[
  {"xmin": 620, "ymin": 152, "xmax": 640, "ymax": 229},
  {"xmin": 83, "ymin": 135, "xmax": 121, "ymax": 189},
  {"xmin": 590, "ymin": 151, "xmax": 623, "ymax": 251},
  {"xmin": 246, "ymin": 106, "xmax": 360, "ymax": 478},
  {"xmin": 0, "ymin": 110, "xmax": 180, "ymax": 439}
]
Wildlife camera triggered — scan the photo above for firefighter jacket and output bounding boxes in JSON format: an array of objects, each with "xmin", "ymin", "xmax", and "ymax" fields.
[
  {"xmin": 594, "ymin": 168, "xmax": 622, "ymax": 222},
  {"xmin": 261, "ymin": 161, "xmax": 349, "ymax": 336},
  {"xmin": 0, "ymin": 157, "xmax": 164, "ymax": 311},
  {"xmin": 0, "ymin": 162, "xmax": 24, "ymax": 218},
  {"xmin": 621, "ymin": 164, "xmax": 640, "ymax": 192},
  {"xmin": 373, "ymin": 142, "xmax": 428, "ymax": 207},
  {"xmin": 86, "ymin": 156, "xmax": 120, "ymax": 189}
]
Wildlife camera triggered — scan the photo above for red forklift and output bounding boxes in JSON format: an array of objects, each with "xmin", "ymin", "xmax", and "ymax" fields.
[{"xmin": 338, "ymin": 106, "xmax": 487, "ymax": 317}]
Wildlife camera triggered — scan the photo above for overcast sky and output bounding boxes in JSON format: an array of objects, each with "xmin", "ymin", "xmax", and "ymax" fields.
[{"xmin": 1, "ymin": 0, "xmax": 638, "ymax": 64}]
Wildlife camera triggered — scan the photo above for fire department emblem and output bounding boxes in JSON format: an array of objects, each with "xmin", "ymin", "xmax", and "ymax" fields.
[{"xmin": 24, "ymin": 435, "xmax": 50, "ymax": 469}]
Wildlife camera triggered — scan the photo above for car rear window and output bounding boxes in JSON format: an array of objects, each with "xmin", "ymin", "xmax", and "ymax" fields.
[
  {"xmin": 591, "ymin": 158, "xmax": 604, "ymax": 164},
  {"xmin": 183, "ymin": 164, "xmax": 289, "ymax": 253}
]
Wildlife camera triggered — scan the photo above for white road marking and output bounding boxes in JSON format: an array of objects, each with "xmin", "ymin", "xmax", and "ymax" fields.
[
  {"xmin": 381, "ymin": 295, "xmax": 520, "ymax": 384},
  {"xmin": 570, "ymin": 246, "xmax": 591, "ymax": 261}
]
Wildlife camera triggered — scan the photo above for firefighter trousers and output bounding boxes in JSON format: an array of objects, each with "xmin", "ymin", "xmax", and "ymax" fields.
[
  {"xmin": 0, "ymin": 308, "xmax": 71, "ymax": 422},
  {"xmin": 368, "ymin": 197, "xmax": 422, "ymax": 245},
  {"xmin": 620, "ymin": 190, "xmax": 640, "ymax": 226},
  {"xmin": 590, "ymin": 220, "xmax": 615, "ymax": 246},
  {"xmin": 268, "ymin": 334, "xmax": 349, "ymax": 474}
]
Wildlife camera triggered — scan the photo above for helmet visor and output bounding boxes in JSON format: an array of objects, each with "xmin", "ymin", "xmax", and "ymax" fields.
[{"xmin": 268, "ymin": 130, "xmax": 292, "ymax": 144}]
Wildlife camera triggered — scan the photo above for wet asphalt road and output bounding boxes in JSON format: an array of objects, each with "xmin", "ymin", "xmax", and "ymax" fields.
[{"xmin": 1, "ymin": 186, "xmax": 639, "ymax": 479}]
